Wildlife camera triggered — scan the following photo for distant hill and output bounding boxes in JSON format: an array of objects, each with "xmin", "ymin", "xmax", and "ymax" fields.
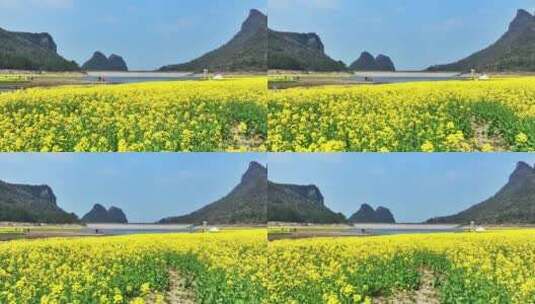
[
  {"xmin": 0, "ymin": 27, "xmax": 79, "ymax": 71},
  {"xmin": 159, "ymin": 161, "xmax": 267, "ymax": 225},
  {"xmin": 0, "ymin": 180, "xmax": 78, "ymax": 223},
  {"xmin": 160, "ymin": 9, "xmax": 267, "ymax": 72},
  {"xmin": 428, "ymin": 161, "xmax": 535, "ymax": 224},
  {"xmin": 268, "ymin": 181, "xmax": 346, "ymax": 223},
  {"xmin": 268, "ymin": 29, "xmax": 346, "ymax": 71},
  {"xmin": 428, "ymin": 9, "xmax": 535, "ymax": 72},
  {"xmin": 348, "ymin": 204, "xmax": 396, "ymax": 223},
  {"xmin": 81, "ymin": 204, "xmax": 128, "ymax": 223},
  {"xmin": 82, "ymin": 51, "xmax": 128, "ymax": 71},
  {"xmin": 349, "ymin": 52, "xmax": 396, "ymax": 71}
]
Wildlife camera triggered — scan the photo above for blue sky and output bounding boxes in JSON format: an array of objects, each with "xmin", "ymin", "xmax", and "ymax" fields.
[
  {"xmin": 0, "ymin": 153, "xmax": 265, "ymax": 223},
  {"xmin": 270, "ymin": 0, "xmax": 535, "ymax": 70},
  {"xmin": 0, "ymin": 0, "xmax": 266, "ymax": 70},
  {"xmin": 268, "ymin": 153, "xmax": 535, "ymax": 223}
]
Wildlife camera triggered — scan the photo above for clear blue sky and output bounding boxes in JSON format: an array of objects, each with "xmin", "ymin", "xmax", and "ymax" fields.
[
  {"xmin": 0, "ymin": 153, "xmax": 265, "ymax": 223},
  {"xmin": 268, "ymin": 153, "xmax": 535, "ymax": 223},
  {"xmin": 270, "ymin": 0, "xmax": 535, "ymax": 70},
  {"xmin": 0, "ymin": 0, "xmax": 266, "ymax": 70}
]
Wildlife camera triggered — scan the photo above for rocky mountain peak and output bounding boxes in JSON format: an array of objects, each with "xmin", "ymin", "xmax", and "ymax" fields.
[
  {"xmin": 92, "ymin": 203, "xmax": 107, "ymax": 212},
  {"xmin": 509, "ymin": 161, "xmax": 534, "ymax": 182},
  {"xmin": 0, "ymin": 180, "xmax": 78, "ymax": 223},
  {"xmin": 509, "ymin": 9, "xmax": 534, "ymax": 31},
  {"xmin": 241, "ymin": 161, "xmax": 267, "ymax": 184},
  {"xmin": 302, "ymin": 33, "xmax": 324, "ymax": 53},
  {"xmin": 14, "ymin": 32, "xmax": 58, "ymax": 53},
  {"xmin": 375, "ymin": 206, "xmax": 396, "ymax": 222},
  {"xmin": 375, "ymin": 54, "xmax": 396, "ymax": 71},
  {"xmin": 107, "ymin": 54, "xmax": 128, "ymax": 71},
  {"xmin": 349, "ymin": 204, "xmax": 396, "ymax": 223},
  {"xmin": 82, "ymin": 51, "xmax": 128, "ymax": 71},
  {"xmin": 107, "ymin": 206, "xmax": 128, "ymax": 223},
  {"xmin": 92, "ymin": 51, "xmax": 107, "ymax": 60},
  {"xmin": 428, "ymin": 8, "xmax": 535, "ymax": 72},
  {"xmin": 300, "ymin": 185, "xmax": 324, "ymax": 206},
  {"xmin": 428, "ymin": 160, "xmax": 535, "ymax": 224},
  {"xmin": 82, "ymin": 204, "xmax": 128, "ymax": 223},
  {"xmin": 350, "ymin": 52, "xmax": 377, "ymax": 70},
  {"xmin": 350, "ymin": 51, "xmax": 396, "ymax": 71},
  {"xmin": 35, "ymin": 185, "xmax": 57, "ymax": 205},
  {"xmin": 360, "ymin": 203, "xmax": 375, "ymax": 212},
  {"xmin": 242, "ymin": 9, "xmax": 267, "ymax": 33}
]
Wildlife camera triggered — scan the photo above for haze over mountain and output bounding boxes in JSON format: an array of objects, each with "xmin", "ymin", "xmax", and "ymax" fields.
[
  {"xmin": 0, "ymin": 179, "xmax": 78, "ymax": 223},
  {"xmin": 348, "ymin": 204, "xmax": 396, "ymax": 223},
  {"xmin": 0, "ymin": 27, "xmax": 78, "ymax": 71},
  {"xmin": 428, "ymin": 161, "xmax": 535, "ymax": 224},
  {"xmin": 82, "ymin": 52, "xmax": 128, "ymax": 71},
  {"xmin": 81, "ymin": 204, "xmax": 128, "ymax": 224},
  {"xmin": 160, "ymin": 9, "xmax": 267, "ymax": 72},
  {"xmin": 428, "ymin": 9, "xmax": 535, "ymax": 72}
]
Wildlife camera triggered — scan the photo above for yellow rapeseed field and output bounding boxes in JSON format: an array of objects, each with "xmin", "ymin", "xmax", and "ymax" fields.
[
  {"xmin": 0, "ymin": 78, "xmax": 267, "ymax": 152},
  {"xmin": 1, "ymin": 229, "xmax": 534, "ymax": 303},
  {"xmin": 267, "ymin": 229, "xmax": 535, "ymax": 304},
  {"xmin": 0, "ymin": 230, "xmax": 267, "ymax": 304},
  {"xmin": 268, "ymin": 78, "xmax": 535, "ymax": 152}
]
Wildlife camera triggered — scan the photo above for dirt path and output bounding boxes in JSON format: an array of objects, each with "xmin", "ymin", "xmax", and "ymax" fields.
[
  {"xmin": 471, "ymin": 120, "xmax": 508, "ymax": 151},
  {"xmin": 146, "ymin": 270, "xmax": 197, "ymax": 304},
  {"xmin": 375, "ymin": 269, "xmax": 440, "ymax": 304}
]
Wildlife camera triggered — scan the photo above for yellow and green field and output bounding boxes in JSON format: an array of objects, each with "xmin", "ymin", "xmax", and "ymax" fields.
[
  {"xmin": 0, "ymin": 77, "xmax": 267, "ymax": 152},
  {"xmin": 268, "ymin": 229, "xmax": 535, "ymax": 304},
  {"xmin": 0, "ymin": 230, "xmax": 267, "ymax": 304},
  {"xmin": 1, "ymin": 229, "xmax": 534, "ymax": 303},
  {"xmin": 268, "ymin": 77, "xmax": 535, "ymax": 152},
  {"xmin": 0, "ymin": 75, "xmax": 29, "ymax": 83}
]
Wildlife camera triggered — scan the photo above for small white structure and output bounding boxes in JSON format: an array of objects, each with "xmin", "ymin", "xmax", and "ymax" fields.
[
  {"xmin": 478, "ymin": 74, "xmax": 490, "ymax": 80},
  {"xmin": 475, "ymin": 226, "xmax": 486, "ymax": 232},
  {"xmin": 213, "ymin": 74, "xmax": 224, "ymax": 80},
  {"xmin": 209, "ymin": 227, "xmax": 220, "ymax": 233}
]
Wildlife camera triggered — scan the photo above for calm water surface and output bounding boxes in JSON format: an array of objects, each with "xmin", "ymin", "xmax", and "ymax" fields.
[
  {"xmin": 85, "ymin": 71, "xmax": 198, "ymax": 84},
  {"xmin": 83, "ymin": 224, "xmax": 194, "ymax": 235},
  {"xmin": 353, "ymin": 71, "xmax": 462, "ymax": 84}
]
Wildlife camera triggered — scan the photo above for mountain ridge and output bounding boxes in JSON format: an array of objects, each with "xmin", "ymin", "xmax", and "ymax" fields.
[
  {"xmin": 81, "ymin": 204, "xmax": 128, "ymax": 223},
  {"xmin": 427, "ymin": 161, "xmax": 535, "ymax": 224},
  {"xmin": 0, "ymin": 27, "xmax": 79, "ymax": 71},
  {"xmin": 428, "ymin": 9, "xmax": 535, "ymax": 72},
  {"xmin": 349, "ymin": 52, "xmax": 396, "ymax": 71},
  {"xmin": 159, "ymin": 161, "xmax": 347, "ymax": 224},
  {"xmin": 0, "ymin": 179, "xmax": 78, "ymax": 223},
  {"xmin": 268, "ymin": 29, "xmax": 347, "ymax": 71},
  {"xmin": 82, "ymin": 51, "xmax": 128, "ymax": 71},
  {"xmin": 159, "ymin": 161, "xmax": 268, "ymax": 224},
  {"xmin": 160, "ymin": 9, "xmax": 267, "ymax": 72},
  {"xmin": 348, "ymin": 204, "xmax": 396, "ymax": 223}
]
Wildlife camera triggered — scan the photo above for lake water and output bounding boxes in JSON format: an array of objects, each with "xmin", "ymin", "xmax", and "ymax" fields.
[
  {"xmin": 85, "ymin": 71, "xmax": 198, "ymax": 84},
  {"xmin": 353, "ymin": 71, "xmax": 462, "ymax": 84},
  {"xmin": 352, "ymin": 223, "xmax": 463, "ymax": 235},
  {"xmin": 83, "ymin": 223, "xmax": 194, "ymax": 235}
]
